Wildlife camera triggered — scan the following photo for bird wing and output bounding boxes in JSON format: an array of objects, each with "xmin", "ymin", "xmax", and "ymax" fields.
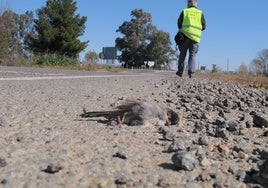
[
  {"xmin": 116, "ymin": 100, "xmax": 143, "ymax": 110},
  {"xmin": 80, "ymin": 110, "xmax": 124, "ymax": 119}
]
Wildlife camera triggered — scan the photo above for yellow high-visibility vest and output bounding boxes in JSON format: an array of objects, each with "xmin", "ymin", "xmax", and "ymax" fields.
[{"xmin": 182, "ymin": 7, "xmax": 203, "ymax": 43}]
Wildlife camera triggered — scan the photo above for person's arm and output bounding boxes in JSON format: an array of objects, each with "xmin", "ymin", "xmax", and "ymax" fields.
[
  {"xmin": 201, "ymin": 13, "xmax": 206, "ymax": 31},
  {"xmin": 177, "ymin": 11, "xmax": 184, "ymax": 29}
]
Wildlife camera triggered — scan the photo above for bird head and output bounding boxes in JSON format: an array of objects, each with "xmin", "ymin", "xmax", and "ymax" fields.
[{"xmin": 166, "ymin": 108, "xmax": 180, "ymax": 125}]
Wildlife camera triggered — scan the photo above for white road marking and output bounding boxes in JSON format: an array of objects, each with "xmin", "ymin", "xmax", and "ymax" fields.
[
  {"xmin": 0, "ymin": 70, "xmax": 65, "ymax": 76},
  {"xmin": 0, "ymin": 74, "xmax": 146, "ymax": 81}
]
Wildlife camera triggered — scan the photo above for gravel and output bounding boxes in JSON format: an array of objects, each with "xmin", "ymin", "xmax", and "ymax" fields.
[{"xmin": 0, "ymin": 66, "xmax": 267, "ymax": 187}]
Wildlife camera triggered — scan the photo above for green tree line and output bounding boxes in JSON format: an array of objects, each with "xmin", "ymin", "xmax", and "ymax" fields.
[
  {"xmin": 0, "ymin": 0, "xmax": 176, "ymax": 68},
  {"xmin": 0, "ymin": 0, "xmax": 88, "ymax": 66}
]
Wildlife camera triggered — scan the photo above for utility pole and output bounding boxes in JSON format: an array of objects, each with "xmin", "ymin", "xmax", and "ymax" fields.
[{"xmin": 227, "ymin": 58, "xmax": 229, "ymax": 73}]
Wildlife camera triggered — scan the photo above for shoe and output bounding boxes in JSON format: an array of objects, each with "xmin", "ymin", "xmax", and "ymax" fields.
[
  {"xmin": 176, "ymin": 71, "xmax": 182, "ymax": 77},
  {"xmin": 188, "ymin": 74, "xmax": 193, "ymax": 78}
]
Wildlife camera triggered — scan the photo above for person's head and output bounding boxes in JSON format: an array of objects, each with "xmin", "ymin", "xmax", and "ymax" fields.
[{"xmin": 187, "ymin": 0, "xmax": 198, "ymax": 7}]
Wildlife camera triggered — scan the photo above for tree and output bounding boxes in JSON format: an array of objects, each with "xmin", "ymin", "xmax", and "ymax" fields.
[
  {"xmin": 0, "ymin": 10, "xmax": 35, "ymax": 61},
  {"xmin": 0, "ymin": 10, "xmax": 20, "ymax": 59},
  {"xmin": 0, "ymin": 1, "xmax": 8, "ymax": 60},
  {"xmin": 0, "ymin": 15, "xmax": 9, "ymax": 60},
  {"xmin": 19, "ymin": 11, "xmax": 35, "ymax": 55},
  {"xmin": 250, "ymin": 59, "xmax": 263, "ymax": 76},
  {"xmin": 116, "ymin": 9, "xmax": 173, "ymax": 68},
  {"xmin": 147, "ymin": 30, "xmax": 173, "ymax": 68},
  {"xmin": 85, "ymin": 50, "xmax": 98, "ymax": 64},
  {"xmin": 250, "ymin": 49, "xmax": 268, "ymax": 76},
  {"xmin": 237, "ymin": 64, "xmax": 248, "ymax": 75},
  {"xmin": 257, "ymin": 49, "xmax": 268, "ymax": 76},
  {"xmin": 116, "ymin": 9, "xmax": 154, "ymax": 68},
  {"xmin": 27, "ymin": 0, "xmax": 88, "ymax": 58}
]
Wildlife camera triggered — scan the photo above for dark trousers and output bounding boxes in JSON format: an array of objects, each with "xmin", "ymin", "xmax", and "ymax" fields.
[{"xmin": 177, "ymin": 37, "xmax": 199, "ymax": 76}]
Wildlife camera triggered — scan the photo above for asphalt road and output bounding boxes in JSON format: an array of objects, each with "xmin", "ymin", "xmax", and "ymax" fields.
[{"xmin": 0, "ymin": 66, "xmax": 174, "ymax": 81}]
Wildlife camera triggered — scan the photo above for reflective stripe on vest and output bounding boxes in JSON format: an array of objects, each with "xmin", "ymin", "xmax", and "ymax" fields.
[{"xmin": 181, "ymin": 7, "xmax": 203, "ymax": 43}]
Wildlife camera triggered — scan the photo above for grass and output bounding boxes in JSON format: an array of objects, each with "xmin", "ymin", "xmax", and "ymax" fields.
[
  {"xmin": 31, "ymin": 64, "xmax": 128, "ymax": 73},
  {"xmin": 2, "ymin": 59, "xmax": 126, "ymax": 73}
]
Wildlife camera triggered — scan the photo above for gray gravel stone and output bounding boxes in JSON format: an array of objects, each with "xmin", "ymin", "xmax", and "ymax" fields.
[
  {"xmin": 251, "ymin": 112, "xmax": 268, "ymax": 127},
  {"xmin": 42, "ymin": 164, "xmax": 63, "ymax": 174},
  {"xmin": 171, "ymin": 151, "xmax": 198, "ymax": 171},
  {"xmin": 0, "ymin": 158, "xmax": 7, "ymax": 167},
  {"xmin": 197, "ymin": 136, "xmax": 210, "ymax": 146},
  {"xmin": 113, "ymin": 150, "xmax": 128, "ymax": 159},
  {"xmin": 167, "ymin": 139, "xmax": 186, "ymax": 153}
]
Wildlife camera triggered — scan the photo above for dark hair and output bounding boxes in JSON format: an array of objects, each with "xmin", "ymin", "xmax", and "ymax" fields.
[{"xmin": 188, "ymin": 0, "xmax": 197, "ymax": 7}]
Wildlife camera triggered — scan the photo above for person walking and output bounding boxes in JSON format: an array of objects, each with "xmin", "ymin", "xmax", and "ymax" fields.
[{"xmin": 176, "ymin": 0, "xmax": 206, "ymax": 78}]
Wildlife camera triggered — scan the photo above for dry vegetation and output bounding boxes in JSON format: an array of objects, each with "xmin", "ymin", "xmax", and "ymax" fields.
[
  {"xmin": 30, "ymin": 62, "xmax": 127, "ymax": 73},
  {"xmin": 196, "ymin": 72, "xmax": 268, "ymax": 89}
]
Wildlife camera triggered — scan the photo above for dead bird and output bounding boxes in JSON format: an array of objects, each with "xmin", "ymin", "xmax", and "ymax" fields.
[{"xmin": 80, "ymin": 100, "xmax": 179, "ymax": 126}]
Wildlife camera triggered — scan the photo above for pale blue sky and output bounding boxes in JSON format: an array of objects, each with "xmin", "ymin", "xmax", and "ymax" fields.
[{"xmin": 3, "ymin": 0, "xmax": 268, "ymax": 71}]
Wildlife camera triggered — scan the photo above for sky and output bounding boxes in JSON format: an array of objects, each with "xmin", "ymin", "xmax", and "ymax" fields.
[{"xmin": 2, "ymin": 0, "xmax": 268, "ymax": 71}]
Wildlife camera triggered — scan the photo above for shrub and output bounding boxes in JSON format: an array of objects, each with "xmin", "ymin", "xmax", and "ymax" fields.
[{"xmin": 35, "ymin": 56, "xmax": 78, "ymax": 66}]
